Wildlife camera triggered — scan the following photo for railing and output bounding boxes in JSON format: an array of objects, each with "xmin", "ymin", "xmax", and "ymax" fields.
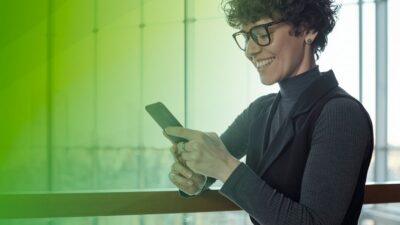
[{"xmin": 1, "ymin": 183, "xmax": 399, "ymax": 219}]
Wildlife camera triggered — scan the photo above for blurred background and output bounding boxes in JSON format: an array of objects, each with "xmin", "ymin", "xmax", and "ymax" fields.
[{"xmin": 0, "ymin": 0, "xmax": 399, "ymax": 224}]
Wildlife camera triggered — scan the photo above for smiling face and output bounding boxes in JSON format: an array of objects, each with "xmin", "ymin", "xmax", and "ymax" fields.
[{"xmin": 242, "ymin": 17, "xmax": 318, "ymax": 85}]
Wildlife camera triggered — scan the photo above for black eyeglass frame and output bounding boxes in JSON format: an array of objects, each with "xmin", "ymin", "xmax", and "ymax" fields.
[{"xmin": 232, "ymin": 21, "xmax": 282, "ymax": 51}]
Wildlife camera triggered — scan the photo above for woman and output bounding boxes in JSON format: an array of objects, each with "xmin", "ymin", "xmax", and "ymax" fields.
[{"xmin": 164, "ymin": 0, "xmax": 374, "ymax": 224}]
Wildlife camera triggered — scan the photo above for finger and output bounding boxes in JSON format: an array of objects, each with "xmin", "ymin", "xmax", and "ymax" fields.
[
  {"xmin": 176, "ymin": 142, "xmax": 183, "ymax": 154},
  {"xmin": 170, "ymin": 145, "xmax": 187, "ymax": 165},
  {"xmin": 172, "ymin": 162, "xmax": 193, "ymax": 178},
  {"xmin": 170, "ymin": 146, "xmax": 179, "ymax": 161},
  {"xmin": 177, "ymin": 142, "xmax": 188, "ymax": 154},
  {"xmin": 169, "ymin": 172, "xmax": 193, "ymax": 187},
  {"xmin": 181, "ymin": 152, "xmax": 195, "ymax": 161},
  {"xmin": 205, "ymin": 132, "xmax": 219, "ymax": 139},
  {"xmin": 164, "ymin": 127, "xmax": 203, "ymax": 141},
  {"xmin": 185, "ymin": 161, "xmax": 196, "ymax": 173}
]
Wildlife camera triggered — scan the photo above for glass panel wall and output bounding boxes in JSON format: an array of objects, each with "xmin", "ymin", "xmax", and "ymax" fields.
[
  {"xmin": 360, "ymin": 0, "xmax": 400, "ymax": 223},
  {"xmin": 0, "ymin": 0, "xmax": 399, "ymax": 224},
  {"xmin": 0, "ymin": 0, "xmax": 48, "ymax": 192},
  {"xmin": 387, "ymin": 0, "xmax": 400, "ymax": 151},
  {"xmin": 0, "ymin": 211, "xmax": 253, "ymax": 225},
  {"xmin": 319, "ymin": 1, "xmax": 360, "ymax": 99}
]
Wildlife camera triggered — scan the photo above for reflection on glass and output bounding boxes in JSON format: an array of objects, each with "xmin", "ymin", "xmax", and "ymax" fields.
[
  {"xmin": 360, "ymin": 203, "xmax": 400, "ymax": 225},
  {"xmin": 362, "ymin": 0, "xmax": 400, "ymax": 224},
  {"xmin": 388, "ymin": 148, "xmax": 400, "ymax": 181},
  {"xmin": 387, "ymin": 0, "xmax": 400, "ymax": 147},
  {"xmin": 319, "ymin": 3, "xmax": 360, "ymax": 98},
  {"xmin": 0, "ymin": 212, "xmax": 252, "ymax": 225}
]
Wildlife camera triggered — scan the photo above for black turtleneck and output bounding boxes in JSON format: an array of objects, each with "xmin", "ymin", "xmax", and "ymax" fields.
[{"xmin": 268, "ymin": 66, "xmax": 320, "ymax": 148}]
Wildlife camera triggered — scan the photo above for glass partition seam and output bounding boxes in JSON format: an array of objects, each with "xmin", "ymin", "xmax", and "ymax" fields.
[
  {"xmin": 184, "ymin": 0, "xmax": 194, "ymax": 128},
  {"xmin": 92, "ymin": 0, "xmax": 100, "ymax": 191},
  {"xmin": 138, "ymin": 0, "xmax": 144, "ymax": 148},
  {"xmin": 139, "ymin": 1, "xmax": 145, "ymax": 224},
  {"xmin": 46, "ymin": 0, "xmax": 54, "ymax": 192},
  {"xmin": 358, "ymin": 0, "xmax": 363, "ymax": 103},
  {"xmin": 183, "ymin": 0, "xmax": 194, "ymax": 224},
  {"xmin": 144, "ymin": 20, "xmax": 188, "ymax": 27},
  {"xmin": 190, "ymin": 16, "xmax": 223, "ymax": 21},
  {"xmin": 375, "ymin": 0, "xmax": 388, "ymax": 182},
  {"xmin": 184, "ymin": 0, "xmax": 187, "ymax": 127}
]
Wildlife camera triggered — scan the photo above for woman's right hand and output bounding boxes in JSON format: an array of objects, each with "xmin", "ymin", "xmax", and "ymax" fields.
[{"xmin": 169, "ymin": 144, "xmax": 206, "ymax": 196}]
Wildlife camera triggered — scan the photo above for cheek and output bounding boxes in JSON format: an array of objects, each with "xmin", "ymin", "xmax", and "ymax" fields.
[{"xmin": 279, "ymin": 42, "xmax": 303, "ymax": 65}]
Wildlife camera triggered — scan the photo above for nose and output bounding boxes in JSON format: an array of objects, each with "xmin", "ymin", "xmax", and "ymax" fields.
[{"xmin": 245, "ymin": 38, "xmax": 261, "ymax": 57}]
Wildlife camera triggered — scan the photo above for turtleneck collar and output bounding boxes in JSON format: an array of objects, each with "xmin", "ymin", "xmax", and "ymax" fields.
[{"xmin": 278, "ymin": 66, "xmax": 320, "ymax": 100}]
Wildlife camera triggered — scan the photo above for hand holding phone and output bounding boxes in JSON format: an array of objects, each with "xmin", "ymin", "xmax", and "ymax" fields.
[
  {"xmin": 146, "ymin": 102, "xmax": 208, "ymax": 196},
  {"xmin": 145, "ymin": 102, "xmax": 187, "ymax": 144}
]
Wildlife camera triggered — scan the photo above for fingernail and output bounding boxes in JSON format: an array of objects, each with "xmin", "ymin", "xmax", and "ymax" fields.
[
  {"xmin": 165, "ymin": 128, "xmax": 170, "ymax": 133},
  {"xmin": 187, "ymin": 181, "xmax": 193, "ymax": 185}
]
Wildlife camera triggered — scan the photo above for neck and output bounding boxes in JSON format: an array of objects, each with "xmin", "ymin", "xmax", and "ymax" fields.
[{"xmin": 290, "ymin": 48, "xmax": 316, "ymax": 78}]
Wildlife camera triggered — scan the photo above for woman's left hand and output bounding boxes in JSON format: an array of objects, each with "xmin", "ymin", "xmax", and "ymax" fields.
[{"xmin": 165, "ymin": 127, "xmax": 240, "ymax": 182}]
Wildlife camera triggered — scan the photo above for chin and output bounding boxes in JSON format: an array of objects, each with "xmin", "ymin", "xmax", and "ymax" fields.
[{"xmin": 259, "ymin": 73, "xmax": 277, "ymax": 86}]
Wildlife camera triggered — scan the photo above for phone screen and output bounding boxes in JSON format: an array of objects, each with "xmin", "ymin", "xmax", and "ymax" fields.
[{"xmin": 145, "ymin": 102, "xmax": 187, "ymax": 144}]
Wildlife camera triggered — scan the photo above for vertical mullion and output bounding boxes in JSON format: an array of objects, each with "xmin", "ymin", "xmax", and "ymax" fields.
[
  {"xmin": 139, "ymin": 1, "xmax": 145, "ymax": 225},
  {"xmin": 93, "ymin": 0, "xmax": 99, "ymax": 148},
  {"xmin": 183, "ymin": 0, "xmax": 194, "ymax": 224},
  {"xmin": 375, "ymin": 0, "xmax": 388, "ymax": 182},
  {"xmin": 46, "ymin": 0, "xmax": 53, "ymax": 192},
  {"xmin": 184, "ymin": 0, "xmax": 187, "ymax": 128},
  {"xmin": 358, "ymin": 0, "xmax": 363, "ymax": 103},
  {"xmin": 138, "ymin": 1, "xmax": 144, "ymax": 149},
  {"xmin": 92, "ymin": 0, "xmax": 100, "ymax": 192},
  {"xmin": 184, "ymin": 0, "xmax": 195, "ymax": 128}
]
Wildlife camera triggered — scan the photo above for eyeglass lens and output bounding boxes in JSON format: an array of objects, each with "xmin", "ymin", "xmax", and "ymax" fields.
[{"xmin": 235, "ymin": 25, "xmax": 272, "ymax": 50}]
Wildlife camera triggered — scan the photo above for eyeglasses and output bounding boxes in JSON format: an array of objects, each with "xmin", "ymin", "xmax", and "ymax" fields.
[{"xmin": 232, "ymin": 21, "xmax": 282, "ymax": 51}]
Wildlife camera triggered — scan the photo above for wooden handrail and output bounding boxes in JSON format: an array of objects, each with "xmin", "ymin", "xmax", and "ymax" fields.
[
  {"xmin": 0, "ymin": 183, "xmax": 399, "ymax": 219},
  {"xmin": 363, "ymin": 183, "xmax": 400, "ymax": 204}
]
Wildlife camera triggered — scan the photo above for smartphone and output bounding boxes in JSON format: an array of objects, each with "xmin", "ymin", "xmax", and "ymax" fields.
[{"xmin": 145, "ymin": 102, "xmax": 187, "ymax": 144}]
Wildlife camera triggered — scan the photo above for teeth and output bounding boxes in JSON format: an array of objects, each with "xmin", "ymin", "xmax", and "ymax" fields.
[{"xmin": 255, "ymin": 57, "xmax": 275, "ymax": 69}]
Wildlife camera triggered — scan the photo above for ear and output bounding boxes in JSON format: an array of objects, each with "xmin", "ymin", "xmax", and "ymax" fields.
[{"xmin": 304, "ymin": 30, "xmax": 318, "ymax": 45}]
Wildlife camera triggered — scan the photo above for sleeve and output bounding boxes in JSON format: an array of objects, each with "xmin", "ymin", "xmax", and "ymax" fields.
[
  {"xmin": 219, "ymin": 100, "xmax": 253, "ymax": 159},
  {"xmin": 219, "ymin": 98, "xmax": 372, "ymax": 225}
]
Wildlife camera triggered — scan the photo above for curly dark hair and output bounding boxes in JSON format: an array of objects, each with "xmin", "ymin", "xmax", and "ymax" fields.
[{"xmin": 222, "ymin": 0, "xmax": 340, "ymax": 58}]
